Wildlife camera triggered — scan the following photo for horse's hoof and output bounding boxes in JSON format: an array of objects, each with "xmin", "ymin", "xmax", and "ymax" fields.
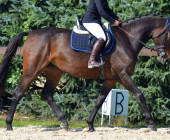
[
  {"xmin": 88, "ymin": 128, "xmax": 95, "ymax": 132},
  {"xmin": 6, "ymin": 129, "xmax": 13, "ymax": 131},
  {"xmin": 148, "ymin": 125, "xmax": 157, "ymax": 131},
  {"xmin": 6, "ymin": 126, "xmax": 13, "ymax": 131},
  {"xmin": 60, "ymin": 122, "xmax": 68, "ymax": 130}
]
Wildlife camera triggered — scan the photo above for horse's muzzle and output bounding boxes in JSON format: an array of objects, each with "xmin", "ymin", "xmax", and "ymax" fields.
[{"xmin": 157, "ymin": 56, "xmax": 169, "ymax": 64}]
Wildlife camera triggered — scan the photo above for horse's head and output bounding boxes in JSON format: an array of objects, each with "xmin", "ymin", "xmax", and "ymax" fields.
[{"xmin": 152, "ymin": 18, "xmax": 170, "ymax": 64}]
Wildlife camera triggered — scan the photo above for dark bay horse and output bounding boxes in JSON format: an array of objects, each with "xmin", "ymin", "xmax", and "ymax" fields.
[{"xmin": 0, "ymin": 15, "xmax": 169, "ymax": 132}]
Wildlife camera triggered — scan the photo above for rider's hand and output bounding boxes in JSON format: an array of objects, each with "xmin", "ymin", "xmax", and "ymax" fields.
[
  {"xmin": 118, "ymin": 19, "xmax": 123, "ymax": 23},
  {"xmin": 114, "ymin": 19, "xmax": 123, "ymax": 27}
]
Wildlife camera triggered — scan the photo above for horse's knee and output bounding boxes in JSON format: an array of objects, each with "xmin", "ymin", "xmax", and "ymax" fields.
[
  {"xmin": 96, "ymin": 95, "xmax": 106, "ymax": 107},
  {"xmin": 6, "ymin": 115, "xmax": 12, "ymax": 124},
  {"xmin": 41, "ymin": 92, "xmax": 53, "ymax": 103},
  {"xmin": 136, "ymin": 92, "xmax": 145, "ymax": 102}
]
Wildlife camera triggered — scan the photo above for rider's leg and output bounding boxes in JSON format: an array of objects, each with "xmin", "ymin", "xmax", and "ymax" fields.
[
  {"xmin": 83, "ymin": 23, "xmax": 106, "ymax": 68},
  {"xmin": 88, "ymin": 38, "xmax": 105, "ymax": 68}
]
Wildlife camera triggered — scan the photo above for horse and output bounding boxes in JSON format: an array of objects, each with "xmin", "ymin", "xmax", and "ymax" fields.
[{"xmin": 0, "ymin": 15, "xmax": 169, "ymax": 132}]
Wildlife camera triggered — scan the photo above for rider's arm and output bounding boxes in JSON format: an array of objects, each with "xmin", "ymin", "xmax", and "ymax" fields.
[{"xmin": 95, "ymin": 0, "xmax": 119, "ymax": 24}]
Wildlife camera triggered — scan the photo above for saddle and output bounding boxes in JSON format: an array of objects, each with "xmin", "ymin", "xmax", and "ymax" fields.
[
  {"xmin": 70, "ymin": 21, "xmax": 115, "ymax": 79},
  {"xmin": 70, "ymin": 20, "xmax": 114, "ymax": 55}
]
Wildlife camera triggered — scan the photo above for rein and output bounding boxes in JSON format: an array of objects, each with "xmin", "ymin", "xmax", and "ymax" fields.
[
  {"xmin": 118, "ymin": 18, "xmax": 170, "ymax": 53},
  {"xmin": 152, "ymin": 27, "xmax": 166, "ymax": 39},
  {"xmin": 118, "ymin": 26, "xmax": 157, "ymax": 51}
]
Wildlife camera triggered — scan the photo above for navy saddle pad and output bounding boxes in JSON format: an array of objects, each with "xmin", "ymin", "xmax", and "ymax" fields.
[{"xmin": 70, "ymin": 25, "xmax": 114, "ymax": 55}]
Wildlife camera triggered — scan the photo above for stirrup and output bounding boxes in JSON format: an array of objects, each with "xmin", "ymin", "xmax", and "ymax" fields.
[{"xmin": 88, "ymin": 61, "xmax": 105, "ymax": 69}]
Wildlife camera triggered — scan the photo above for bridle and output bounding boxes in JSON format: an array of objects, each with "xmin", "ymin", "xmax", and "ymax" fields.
[
  {"xmin": 118, "ymin": 18, "xmax": 170, "ymax": 57},
  {"xmin": 153, "ymin": 18, "xmax": 170, "ymax": 57}
]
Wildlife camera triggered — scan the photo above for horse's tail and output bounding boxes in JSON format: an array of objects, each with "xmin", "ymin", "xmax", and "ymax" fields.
[{"xmin": 0, "ymin": 32, "xmax": 29, "ymax": 96}]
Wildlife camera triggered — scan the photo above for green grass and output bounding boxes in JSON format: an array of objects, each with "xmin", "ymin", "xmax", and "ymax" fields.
[
  {"xmin": 0, "ymin": 113, "xmax": 90, "ymax": 128},
  {"xmin": 1, "ymin": 113, "xmax": 167, "ymax": 129},
  {"xmin": 0, "ymin": 118, "xmax": 61, "ymax": 128},
  {"xmin": 0, "ymin": 113, "xmax": 61, "ymax": 128},
  {"xmin": 0, "ymin": 113, "xmax": 142, "ymax": 128},
  {"xmin": 0, "ymin": 114, "xmax": 138, "ymax": 129}
]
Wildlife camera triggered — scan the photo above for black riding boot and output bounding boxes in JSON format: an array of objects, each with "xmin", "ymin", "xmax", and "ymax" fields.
[{"xmin": 88, "ymin": 38, "xmax": 105, "ymax": 68}]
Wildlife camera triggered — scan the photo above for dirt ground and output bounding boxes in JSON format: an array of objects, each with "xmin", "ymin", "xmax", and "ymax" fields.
[{"xmin": 0, "ymin": 126, "xmax": 169, "ymax": 140}]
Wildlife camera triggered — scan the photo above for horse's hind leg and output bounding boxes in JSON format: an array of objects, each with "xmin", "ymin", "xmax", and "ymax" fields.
[
  {"xmin": 87, "ymin": 80, "xmax": 116, "ymax": 132},
  {"xmin": 6, "ymin": 47, "xmax": 50, "ymax": 130},
  {"xmin": 6, "ymin": 73, "xmax": 44, "ymax": 130},
  {"xmin": 119, "ymin": 72, "xmax": 156, "ymax": 131},
  {"xmin": 41, "ymin": 66, "xmax": 68, "ymax": 130}
]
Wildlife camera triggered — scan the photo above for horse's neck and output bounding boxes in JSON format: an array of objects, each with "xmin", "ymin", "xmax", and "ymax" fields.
[{"xmin": 121, "ymin": 17, "xmax": 165, "ymax": 55}]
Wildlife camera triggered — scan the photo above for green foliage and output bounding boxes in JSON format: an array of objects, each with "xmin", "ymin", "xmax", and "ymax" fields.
[
  {"xmin": 0, "ymin": 0, "xmax": 169, "ymax": 126},
  {"xmin": 110, "ymin": 0, "xmax": 170, "ymax": 20},
  {"xmin": 0, "ymin": 0, "xmax": 88, "ymax": 45},
  {"xmin": 17, "ymin": 93, "xmax": 54, "ymax": 120},
  {"xmin": 129, "ymin": 57, "xmax": 170, "ymax": 124},
  {"xmin": 6, "ymin": 56, "xmax": 23, "ymax": 92},
  {"xmin": 16, "ymin": 77, "xmax": 102, "ymax": 121},
  {"xmin": 54, "ymin": 78, "xmax": 102, "ymax": 121}
]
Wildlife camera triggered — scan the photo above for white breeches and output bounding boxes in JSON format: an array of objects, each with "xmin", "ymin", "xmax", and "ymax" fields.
[{"xmin": 83, "ymin": 23, "xmax": 106, "ymax": 41}]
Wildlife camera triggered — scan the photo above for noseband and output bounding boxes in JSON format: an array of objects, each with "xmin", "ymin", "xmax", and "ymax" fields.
[{"xmin": 154, "ymin": 18, "xmax": 170, "ymax": 57}]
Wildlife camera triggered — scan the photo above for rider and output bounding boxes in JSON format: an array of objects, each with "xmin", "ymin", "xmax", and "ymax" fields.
[{"xmin": 82, "ymin": 0, "xmax": 123, "ymax": 68}]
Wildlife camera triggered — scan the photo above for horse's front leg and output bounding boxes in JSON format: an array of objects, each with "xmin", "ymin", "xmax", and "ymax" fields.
[
  {"xmin": 87, "ymin": 80, "xmax": 116, "ymax": 132},
  {"xmin": 119, "ymin": 71, "xmax": 157, "ymax": 131}
]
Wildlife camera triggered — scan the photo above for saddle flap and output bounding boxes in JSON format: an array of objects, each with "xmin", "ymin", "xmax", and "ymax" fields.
[{"xmin": 71, "ymin": 22, "xmax": 114, "ymax": 55}]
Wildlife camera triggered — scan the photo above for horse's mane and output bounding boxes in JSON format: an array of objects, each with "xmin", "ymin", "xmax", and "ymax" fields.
[{"xmin": 122, "ymin": 14, "xmax": 164, "ymax": 25}]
